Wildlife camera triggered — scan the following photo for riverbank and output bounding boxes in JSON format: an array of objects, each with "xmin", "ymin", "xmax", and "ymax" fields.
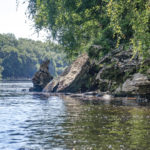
[{"xmin": 30, "ymin": 45, "xmax": 150, "ymax": 99}]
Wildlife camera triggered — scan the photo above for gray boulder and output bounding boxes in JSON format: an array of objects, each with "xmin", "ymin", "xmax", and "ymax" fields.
[{"xmin": 116, "ymin": 73, "xmax": 150, "ymax": 95}]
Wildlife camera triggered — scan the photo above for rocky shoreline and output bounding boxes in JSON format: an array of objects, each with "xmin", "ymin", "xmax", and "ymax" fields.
[{"xmin": 30, "ymin": 46, "xmax": 150, "ymax": 99}]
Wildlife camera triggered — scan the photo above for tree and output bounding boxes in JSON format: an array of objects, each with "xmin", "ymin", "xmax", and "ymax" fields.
[{"xmin": 26, "ymin": 0, "xmax": 150, "ymax": 59}]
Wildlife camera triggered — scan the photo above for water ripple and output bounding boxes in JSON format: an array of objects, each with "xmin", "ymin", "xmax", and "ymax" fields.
[{"xmin": 1, "ymin": 81, "xmax": 150, "ymax": 149}]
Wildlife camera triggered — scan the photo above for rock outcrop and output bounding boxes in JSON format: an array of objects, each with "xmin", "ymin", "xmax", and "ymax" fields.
[
  {"xmin": 42, "ymin": 45, "xmax": 150, "ymax": 97},
  {"xmin": 29, "ymin": 60, "xmax": 53, "ymax": 92},
  {"xmin": 91, "ymin": 46, "xmax": 150, "ymax": 97},
  {"xmin": 92, "ymin": 46, "xmax": 140, "ymax": 93},
  {"xmin": 43, "ymin": 53, "xmax": 91, "ymax": 93}
]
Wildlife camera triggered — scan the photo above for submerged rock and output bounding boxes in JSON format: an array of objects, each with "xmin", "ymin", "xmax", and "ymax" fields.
[{"xmin": 29, "ymin": 60, "xmax": 53, "ymax": 92}]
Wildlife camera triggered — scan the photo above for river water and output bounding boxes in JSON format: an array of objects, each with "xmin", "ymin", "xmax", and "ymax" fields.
[{"xmin": 1, "ymin": 81, "xmax": 150, "ymax": 150}]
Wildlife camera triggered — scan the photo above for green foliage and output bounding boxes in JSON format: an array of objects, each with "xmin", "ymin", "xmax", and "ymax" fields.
[
  {"xmin": 0, "ymin": 33, "xmax": 67, "ymax": 79},
  {"xmin": 106, "ymin": 0, "xmax": 150, "ymax": 57},
  {"xmin": 26, "ymin": 0, "xmax": 150, "ymax": 59}
]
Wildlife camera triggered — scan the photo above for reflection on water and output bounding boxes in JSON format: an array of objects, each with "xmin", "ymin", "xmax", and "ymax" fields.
[{"xmin": 0, "ymin": 81, "xmax": 150, "ymax": 149}]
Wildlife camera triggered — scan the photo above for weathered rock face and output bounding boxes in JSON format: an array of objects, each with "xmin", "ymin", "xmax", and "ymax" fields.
[
  {"xmin": 91, "ymin": 46, "xmax": 150, "ymax": 96},
  {"xmin": 29, "ymin": 60, "xmax": 53, "ymax": 92},
  {"xmin": 43, "ymin": 53, "xmax": 91, "ymax": 93},
  {"xmin": 88, "ymin": 46, "xmax": 138, "ymax": 92}
]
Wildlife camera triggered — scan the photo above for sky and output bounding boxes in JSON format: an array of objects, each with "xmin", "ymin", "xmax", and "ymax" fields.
[{"xmin": 0, "ymin": 0, "xmax": 48, "ymax": 41}]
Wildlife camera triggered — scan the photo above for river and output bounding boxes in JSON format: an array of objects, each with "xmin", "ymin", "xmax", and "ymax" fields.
[{"xmin": 1, "ymin": 81, "xmax": 150, "ymax": 150}]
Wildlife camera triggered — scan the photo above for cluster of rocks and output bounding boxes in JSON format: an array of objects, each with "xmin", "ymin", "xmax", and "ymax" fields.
[
  {"xmin": 89, "ymin": 46, "xmax": 150, "ymax": 97},
  {"xmin": 43, "ymin": 53, "xmax": 91, "ymax": 93},
  {"xmin": 30, "ymin": 46, "xmax": 150, "ymax": 98}
]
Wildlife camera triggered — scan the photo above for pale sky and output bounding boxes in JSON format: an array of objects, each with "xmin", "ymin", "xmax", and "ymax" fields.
[{"xmin": 0, "ymin": 0, "xmax": 48, "ymax": 41}]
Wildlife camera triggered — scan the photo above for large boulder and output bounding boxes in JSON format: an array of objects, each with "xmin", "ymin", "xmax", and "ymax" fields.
[
  {"xmin": 29, "ymin": 60, "xmax": 53, "ymax": 92},
  {"xmin": 43, "ymin": 53, "xmax": 91, "ymax": 93}
]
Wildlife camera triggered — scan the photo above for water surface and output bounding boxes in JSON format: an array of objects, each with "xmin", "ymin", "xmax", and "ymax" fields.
[{"xmin": 0, "ymin": 81, "xmax": 150, "ymax": 150}]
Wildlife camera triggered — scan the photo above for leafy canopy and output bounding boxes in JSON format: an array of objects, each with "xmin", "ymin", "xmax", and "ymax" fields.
[{"xmin": 26, "ymin": 0, "xmax": 150, "ymax": 59}]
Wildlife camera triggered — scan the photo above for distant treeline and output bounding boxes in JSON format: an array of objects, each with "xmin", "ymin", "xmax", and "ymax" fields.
[{"xmin": 0, "ymin": 33, "xmax": 68, "ymax": 79}]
